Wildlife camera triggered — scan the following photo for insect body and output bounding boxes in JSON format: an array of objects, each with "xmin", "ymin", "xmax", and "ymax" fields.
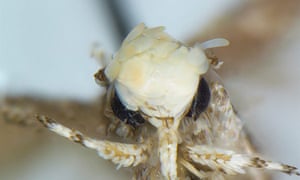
[{"xmin": 37, "ymin": 23, "xmax": 299, "ymax": 179}]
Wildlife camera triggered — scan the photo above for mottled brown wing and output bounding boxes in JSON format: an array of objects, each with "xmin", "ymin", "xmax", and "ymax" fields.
[
  {"xmin": 0, "ymin": 95, "xmax": 113, "ymax": 173},
  {"xmin": 0, "ymin": 96, "xmax": 109, "ymax": 138}
]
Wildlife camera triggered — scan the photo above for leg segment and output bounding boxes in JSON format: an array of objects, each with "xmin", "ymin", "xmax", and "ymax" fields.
[
  {"xmin": 37, "ymin": 115, "xmax": 148, "ymax": 168},
  {"xmin": 186, "ymin": 145, "xmax": 299, "ymax": 176}
]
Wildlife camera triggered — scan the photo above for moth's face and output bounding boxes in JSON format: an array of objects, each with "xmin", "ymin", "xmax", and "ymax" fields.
[{"xmin": 98, "ymin": 23, "xmax": 209, "ymax": 120}]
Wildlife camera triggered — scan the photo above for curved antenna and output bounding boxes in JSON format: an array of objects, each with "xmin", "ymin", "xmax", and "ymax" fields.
[{"xmin": 196, "ymin": 38, "xmax": 230, "ymax": 49}]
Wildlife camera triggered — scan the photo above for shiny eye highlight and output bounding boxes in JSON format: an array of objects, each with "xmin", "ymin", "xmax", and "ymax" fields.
[
  {"xmin": 111, "ymin": 91, "xmax": 145, "ymax": 128},
  {"xmin": 186, "ymin": 78, "xmax": 210, "ymax": 120}
]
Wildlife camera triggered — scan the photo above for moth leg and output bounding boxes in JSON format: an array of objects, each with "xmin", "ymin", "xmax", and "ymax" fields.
[
  {"xmin": 209, "ymin": 81, "xmax": 267, "ymax": 151},
  {"xmin": 37, "ymin": 115, "xmax": 148, "ymax": 168},
  {"xmin": 186, "ymin": 145, "xmax": 300, "ymax": 176},
  {"xmin": 179, "ymin": 158, "xmax": 209, "ymax": 179},
  {"xmin": 208, "ymin": 81, "xmax": 284, "ymax": 179},
  {"xmin": 205, "ymin": 81, "xmax": 245, "ymax": 148}
]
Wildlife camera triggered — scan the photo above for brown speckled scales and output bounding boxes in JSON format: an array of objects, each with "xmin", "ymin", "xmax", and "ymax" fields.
[{"xmin": 2, "ymin": 23, "xmax": 299, "ymax": 180}]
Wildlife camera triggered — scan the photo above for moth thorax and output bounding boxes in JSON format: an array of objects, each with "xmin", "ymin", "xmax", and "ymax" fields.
[
  {"xmin": 113, "ymin": 57, "xmax": 202, "ymax": 119},
  {"xmin": 104, "ymin": 23, "xmax": 209, "ymax": 119}
]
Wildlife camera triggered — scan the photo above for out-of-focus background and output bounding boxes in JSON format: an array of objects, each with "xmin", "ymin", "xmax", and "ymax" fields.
[{"xmin": 0, "ymin": 1, "xmax": 299, "ymax": 179}]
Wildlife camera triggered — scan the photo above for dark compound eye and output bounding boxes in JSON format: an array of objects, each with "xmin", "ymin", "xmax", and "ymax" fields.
[
  {"xmin": 111, "ymin": 91, "xmax": 145, "ymax": 128},
  {"xmin": 186, "ymin": 78, "xmax": 211, "ymax": 120}
]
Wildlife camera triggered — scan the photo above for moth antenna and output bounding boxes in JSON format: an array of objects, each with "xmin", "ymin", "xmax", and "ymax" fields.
[{"xmin": 197, "ymin": 38, "xmax": 230, "ymax": 50}]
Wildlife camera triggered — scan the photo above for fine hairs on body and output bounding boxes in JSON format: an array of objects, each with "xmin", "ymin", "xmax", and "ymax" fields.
[{"xmin": 37, "ymin": 23, "xmax": 299, "ymax": 180}]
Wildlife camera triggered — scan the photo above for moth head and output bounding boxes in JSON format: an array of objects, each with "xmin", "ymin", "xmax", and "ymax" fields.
[{"xmin": 95, "ymin": 23, "xmax": 222, "ymax": 121}]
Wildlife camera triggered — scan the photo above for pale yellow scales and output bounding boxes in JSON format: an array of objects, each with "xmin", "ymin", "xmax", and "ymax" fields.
[{"xmin": 37, "ymin": 23, "xmax": 299, "ymax": 180}]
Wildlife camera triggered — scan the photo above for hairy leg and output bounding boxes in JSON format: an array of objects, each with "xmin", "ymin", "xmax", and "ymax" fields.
[{"xmin": 37, "ymin": 115, "xmax": 148, "ymax": 169}]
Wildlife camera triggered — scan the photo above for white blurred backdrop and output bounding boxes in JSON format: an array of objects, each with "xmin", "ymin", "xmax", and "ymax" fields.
[{"xmin": 1, "ymin": 1, "xmax": 299, "ymax": 180}]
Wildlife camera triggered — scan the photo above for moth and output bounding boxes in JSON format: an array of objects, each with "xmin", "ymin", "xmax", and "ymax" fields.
[{"xmin": 37, "ymin": 23, "xmax": 299, "ymax": 179}]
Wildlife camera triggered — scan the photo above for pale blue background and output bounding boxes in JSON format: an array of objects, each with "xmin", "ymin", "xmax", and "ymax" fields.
[{"xmin": 0, "ymin": 1, "xmax": 299, "ymax": 180}]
